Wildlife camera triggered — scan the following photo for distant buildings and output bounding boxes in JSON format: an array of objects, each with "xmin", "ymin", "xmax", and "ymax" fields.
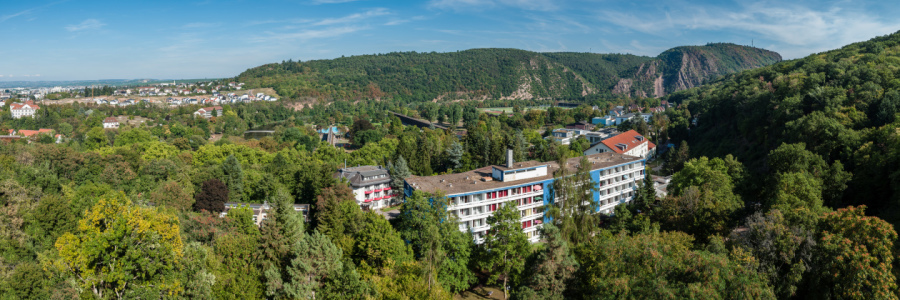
[
  {"xmin": 335, "ymin": 165, "xmax": 397, "ymax": 210},
  {"xmin": 103, "ymin": 117, "xmax": 120, "ymax": 129},
  {"xmin": 10, "ymin": 101, "xmax": 39, "ymax": 119},
  {"xmin": 548, "ymin": 127, "xmax": 619, "ymax": 145},
  {"xmin": 565, "ymin": 121, "xmax": 595, "ymax": 131}
]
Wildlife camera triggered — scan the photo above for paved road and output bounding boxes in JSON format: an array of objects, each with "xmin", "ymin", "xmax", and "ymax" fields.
[{"xmin": 375, "ymin": 208, "xmax": 401, "ymax": 220}]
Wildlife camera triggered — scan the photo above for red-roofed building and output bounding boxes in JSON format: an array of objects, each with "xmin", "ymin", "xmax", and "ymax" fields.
[
  {"xmin": 583, "ymin": 130, "xmax": 653, "ymax": 159},
  {"xmin": 103, "ymin": 117, "xmax": 120, "ymax": 129},
  {"xmin": 194, "ymin": 106, "xmax": 223, "ymax": 119},
  {"xmin": 10, "ymin": 101, "xmax": 39, "ymax": 119},
  {"xmin": 13, "ymin": 128, "xmax": 61, "ymax": 143},
  {"xmin": 17, "ymin": 128, "xmax": 54, "ymax": 137}
]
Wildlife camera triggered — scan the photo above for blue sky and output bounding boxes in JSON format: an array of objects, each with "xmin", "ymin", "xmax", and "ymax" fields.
[{"xmin": 1, "ymin": 0, "xmax": 899, "ymax": 81}]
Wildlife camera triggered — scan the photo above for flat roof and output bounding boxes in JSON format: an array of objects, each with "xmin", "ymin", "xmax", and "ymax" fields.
[
  {"xmin": 406, "ymin": 152, "xmax": 643, "ymax": 195},
  {"xmin": 492, "ymin": 160, "xmax": 549, "ymax": 171}
]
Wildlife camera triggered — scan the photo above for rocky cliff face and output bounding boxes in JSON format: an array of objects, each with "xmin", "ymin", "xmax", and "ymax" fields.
[{"xmin": 612, "ymin": 43, "xmax": 782, "ymax": 98}]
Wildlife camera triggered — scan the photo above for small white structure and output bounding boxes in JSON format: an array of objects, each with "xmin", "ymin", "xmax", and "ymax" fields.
[
  {"xmin": 103, "ymin": 117, "xmax": 120, "ymax": 129},
  {"xmin": 10, "ymin": 101, "xmax": 39, "ymax": 119}
]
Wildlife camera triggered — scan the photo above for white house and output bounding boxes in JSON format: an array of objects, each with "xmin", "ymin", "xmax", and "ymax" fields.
[
  {"xmin": 614, "ymin": 113, "xmax": 636, "ymax": 126},
  {"xmin": 583, "ymin": 130, "xmax": 655, "ymax": 159},
  {"xmin": 103, "ymin": 117, "xmax": 120, "ymax": 129},
  {"xmin": 194, "ymin": 106, "xmax": 223, "ymax": 119},
  {"xmin": 10, "ymin": 101, "xmax": 39, "ymax": 119}
]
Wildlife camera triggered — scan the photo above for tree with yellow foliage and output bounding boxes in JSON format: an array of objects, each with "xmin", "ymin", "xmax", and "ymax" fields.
[{"xmin": 54, "ymin": 192, "xmax": 184, "ymax": 299}]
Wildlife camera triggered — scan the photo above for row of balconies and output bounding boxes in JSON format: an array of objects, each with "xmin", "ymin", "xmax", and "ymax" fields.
[
  {"xmin": 364, "ymin": 186, "xmax": 392, "ymax": 194},
  {"xmin": 449, "ymin": 189, "xmax": 543, "ymax": 210}
]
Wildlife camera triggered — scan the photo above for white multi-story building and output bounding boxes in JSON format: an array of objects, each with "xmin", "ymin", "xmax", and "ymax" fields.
[
  {"xmin": 335, "ymin": 166, "xmax": 396, "ymax": 210},
  {"xmin": 9, "ymin": 101, "xmax": 39, "ymax": 119},
  {"xmin": 405, "ymin": 151, "xmax": 646, "ymax": 244}
]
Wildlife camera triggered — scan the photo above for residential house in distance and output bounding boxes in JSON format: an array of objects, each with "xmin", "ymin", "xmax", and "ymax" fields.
[
  {"xmin": 592, "ymin": 116, "xmax": 615, "ymax": 126},
  {"xmin": 103, "ymin": 117, "xmax": 120, "ymax": 129},
  {"xmin": 193, "ymin": 106, "xmax": 223, "ymax": 119},
  {"xmin": 565, "ymin": 121, "xmax": 595, "ymax": 131},
  {"xmin": 614, "ymin": 113, "xmax": 637, "ymax": 126},
  {"xmin": 10, "ymin": 101, "xmax": 39, "ymax": 119},
  {"xmin": 609, "ymin": 106, "xmax": 625, "ymax": 117},
  {"xmin": 220, "ymin": 202, "xmax": 310, "ymax": 226},
  {"xmin": 14, "ymin": 128, "xmax": 63, "ymax": 143},
  {"xmin": 549, "ymin": 128, "xmax": 575, "ymax": 145},
  {"xmin": 335, "ymin": 166, "xmax": 396, "ymax": 210},
  {"xmin": 548, "ymin": 127, "xmax": 619, "ymax": 145},
  {"xmin": 583, "ymin": 129, "xmax": 656, "ymax": 159},
  {"xmin": 405, "ymin": 151, "xmax": 646, "ymax": 244},
  {"xmin": 583, "ymin": 127, "xmax": 619, "ymax": 144}
]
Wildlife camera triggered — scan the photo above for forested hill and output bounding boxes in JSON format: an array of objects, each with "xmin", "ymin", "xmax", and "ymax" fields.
[
  {"xmin": 236, "ymin": 44, "xmax": 780, "ymax": 101},
  {"xmin": 666, "ymin": 30, "xmax": 900, "ymax": 223}
]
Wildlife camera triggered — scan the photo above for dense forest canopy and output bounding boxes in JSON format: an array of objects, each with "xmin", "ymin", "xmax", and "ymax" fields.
[
  {"xmin": 7, "ymin": 32, "xmax": 900, "ymax": 299},
  {"xmin": 666, "ymin": 30, "xmax": 900, "ymax": 225},
  {"xmin": 237, "ymin": 44, "xmax": 781, "ymax": 102}
]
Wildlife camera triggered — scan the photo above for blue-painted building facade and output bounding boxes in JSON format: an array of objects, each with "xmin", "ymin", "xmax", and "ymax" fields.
[{"xmin": 404, "ymin": 153, "xmax": 646, "ymax": 243}]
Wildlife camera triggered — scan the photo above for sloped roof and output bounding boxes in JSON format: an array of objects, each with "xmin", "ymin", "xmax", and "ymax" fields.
[
  {"xmin": 334, "ymin": 166, "xmax": 390, "ymax": 187},
  {"xmin": 10, "ymin": 101, "xmax": 39, "ymax": 110},
  {"xmin": 600, "ymin": 130, "xmax": 648, "ymax": 154},
  {"xmin": 103, "ymin": 117, "xmax": 118, "ymax": 123},
  {"xmin": 18, "ymin": 128, "xmax": 53, "ymax": 137},
  {"xmin": 197, "ymin": 106, "xmax": 222, "ymax": 113}
]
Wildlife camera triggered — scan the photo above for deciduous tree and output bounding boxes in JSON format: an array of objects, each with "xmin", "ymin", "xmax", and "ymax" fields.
[
  {"xmin": 194, "ymin": 179, "xmax": 228, "ymax": 213},
  {"xmin": 54, "ymin": 192, "xmax": 184, "ymax": 299},
  {"xmin": 478, "ymin": 203, "xmax": 529, "ymax": 300}
]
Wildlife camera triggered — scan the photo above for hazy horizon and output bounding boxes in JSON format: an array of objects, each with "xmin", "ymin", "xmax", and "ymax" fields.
[{"xmin": 2, "ymin": 0, "xmax": 899, "ymax": 81}]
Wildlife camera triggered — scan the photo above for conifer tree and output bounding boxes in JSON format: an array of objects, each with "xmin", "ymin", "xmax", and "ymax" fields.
[
  {"xmin": 390, "ymin": 156, "xmax": 411, "ymax": 194},
  {"xmin": 521, "ymin": 223, "xmax": 577, "ymax": 299}
]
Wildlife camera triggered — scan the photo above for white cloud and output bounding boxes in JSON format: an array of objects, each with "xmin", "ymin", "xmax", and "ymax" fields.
[
  {"xmin": 311, "ymin": 0, "xmax": 363, "ymax": 3},
  {"xmin": 429, "ymin": 0, "xmax": 558, "ymax": 11},
  {"xmin": 183, "ymin": 22, "xmax": 222, "ymax": 29},
  {"xmin": 1, "ymin": 1, "xmax": 68, "ymax": 23},
  {"xmin": 314, "ymin": 8, "xmax": 389, "ymax": 26},
  {"xmin": 385, "ymin": 15, "xmax": 427, "ymax": 26},
  {"xmin": 599, "ymin": 1, "xmax": 900, "ymax": 58},
  {"xmin": 65, "ymin": 19, "xmax": 106, "ymax": 32},
  {"xmin": 0, "ymin": 9, "xmax": 34, "ymax": 22},
  {"xmin": 252, "ymin": 26, "xmax": 365, "ymax": 42}
]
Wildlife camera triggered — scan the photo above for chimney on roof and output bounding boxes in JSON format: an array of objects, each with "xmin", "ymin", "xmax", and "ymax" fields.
[{"xmin": 507, "ymin": 149, "xmax": 514, "ymax": 168}]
